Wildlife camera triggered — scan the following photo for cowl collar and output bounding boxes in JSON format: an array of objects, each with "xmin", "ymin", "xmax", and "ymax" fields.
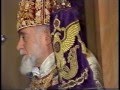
[{"xmin": 31, "ymin": 52, "xmax": 55, "ymax": 78}]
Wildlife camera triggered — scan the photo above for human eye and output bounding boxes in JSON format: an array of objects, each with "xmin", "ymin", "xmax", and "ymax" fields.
[{"xmin": 20, "ymin": 34, "xmax": 27, "ymax": 42}]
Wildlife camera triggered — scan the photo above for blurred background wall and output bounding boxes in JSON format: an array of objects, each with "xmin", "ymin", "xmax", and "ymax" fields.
[
  {"xmin": 94, "ymin": 0, "xmax": 118, "ymax": 88},
  {"xmin": 1, "ymin": 0, "xmax": 30, "ymax": 89},
  {"xmin": 1, "ymin": 0, "xmax": 118, "ymax": 89},
  {"xmin": 85, "ymin": 0, "xmax": 118, "ymax": 88}
]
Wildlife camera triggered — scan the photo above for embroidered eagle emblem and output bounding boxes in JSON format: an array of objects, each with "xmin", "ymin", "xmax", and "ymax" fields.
[{"xmin": 52, "ymin": 17, "xmax": 80, "ymax": 80}]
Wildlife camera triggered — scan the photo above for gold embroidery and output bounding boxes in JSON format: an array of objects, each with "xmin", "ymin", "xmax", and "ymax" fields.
[
  {"xmin": 30, "ymin": 73, "xmax": 53, "ymax": 89},
  {"xmin": 77, "ymin": 34, "xmax": 91, "ymax": 57},
  {"xmin": 60, "ymin": 45, "xmax": 79, "ymax": 80},
  {"xmin": 77, "ymin": 30, "xmax": 103, "ymax": 87},
  {"xmin": 51, "ymin": 0, "xmax": 71, "ymax": 10},
  {"xmin": 17, "ymin": 0, "xmax": 71, "ymax": 31},
  {"xmin": 52, "ymin": 17, "xmax": 81, "ymax": 81},
  {"xmin": 17, "ymin": 0, "xmax": 51, "ymax": 31},
  {"xmin": 60, "ymin": 68, "xmax": 89, "ymax": 89},
  {"xmin": 29, "ymin": 65, "xmax": 57, "ymax": 89}
]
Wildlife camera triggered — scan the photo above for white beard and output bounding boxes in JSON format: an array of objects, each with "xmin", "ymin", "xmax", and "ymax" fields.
[{"xmin": 20, "ymin": 55, "xmax": 36, "ymax": 75}]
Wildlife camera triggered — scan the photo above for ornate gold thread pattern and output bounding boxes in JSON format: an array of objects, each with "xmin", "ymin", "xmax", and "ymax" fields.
[
  {"xmin": 17, "ymin": 0, "xmax": 51, "ymax": 31},
  {"xmin": 52, "ymin": 17, "xmax": 90, "ymax": 89},
  {"xmin": 60, "ymin": 68, "xmax": 89, "ymax": 89},
  {"xmin": 17, "ymin": 0, "xmax": 71, "ymax": 31},
  {"xmin": 29, "ymin": 65, "xmax": 57, "ymax": 90},
  {"xmin": 52, "ymin": 17, "xmax": 81, "ymax": 53},
  {"xmin": 30, "ymin": 73, "xmax": 54, "ymax": 89},
  {"xmin": 77, "ymin": 28, "xmax": 103, "ymax": 88},
  {"xmin": 52, "ymin": 17, "xmax": 80, "ymax": 81},
  {"xmin": 77, "ymin": 35, "xmax": 91, "ymax": 57},
  {"xmin": 60, "ymin": 45, "xmax": 79, "ymax": 80}
]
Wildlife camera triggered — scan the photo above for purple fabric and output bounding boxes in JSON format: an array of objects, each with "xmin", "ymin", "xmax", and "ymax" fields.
[
  {"xmin": 50, "ymin": 7, "xmax": 97, "ymax": 89},
  {"xmin": 69, "ymin": 0, "xmax": 88, "ymax": 46},
  {"xmin": 50, "ymin": 7, "xmax": 79, "ymax": 33}
]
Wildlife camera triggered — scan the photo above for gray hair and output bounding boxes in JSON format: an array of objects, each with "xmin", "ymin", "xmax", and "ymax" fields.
[
  {"xmin": 35, "ymin": 25, "xmax": 50, "ymax": 32},
  {"xmin": 35, "ymin": 25, "xmax": 51, "ymax": 38}
]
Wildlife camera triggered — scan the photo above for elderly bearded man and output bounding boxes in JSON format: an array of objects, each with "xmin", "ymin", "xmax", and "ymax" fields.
[
  {"xmin": 17, "ymin": 25, "xmax": 54, "ymax": 76},
  {"xmin": 16, "ymin": 0, "xmax": 103, "ymax": 89},
  {"xmin": 17, "ymin": 25, "xmax": 57, "ymax": 89}
]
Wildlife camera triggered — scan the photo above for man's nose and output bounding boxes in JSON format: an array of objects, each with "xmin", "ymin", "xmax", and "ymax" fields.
[{"xmin": 16, "ymin": 39, "xmax": 24, "ymax": 51}]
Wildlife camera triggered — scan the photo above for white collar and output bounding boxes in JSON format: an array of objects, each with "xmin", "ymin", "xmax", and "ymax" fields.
[{"xmin": 31, "ymin": 52, "xmax": 55, "ymax": 78}]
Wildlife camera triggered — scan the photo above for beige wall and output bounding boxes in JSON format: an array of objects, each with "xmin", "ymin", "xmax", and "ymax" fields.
[
  {"xmin": 85, "ymin": 0, "xmax": 118, "ymax": 88},
  {"xmin": 2, "ymin": 0, "xmax": 30, "ymax": 89},
  {"xmin": 95, "ymin": 0, "xmax": 118, "ymax": 88}
]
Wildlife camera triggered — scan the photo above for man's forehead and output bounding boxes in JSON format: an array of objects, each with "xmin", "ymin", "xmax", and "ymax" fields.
[
  {"xmin": 18, "ymin": 25, "xmax": 50, "ymax": 35},
  {"xmin": 35, "ymin": 25, "xmax": 50, "ymax": 30},
  {"xmin": 18, "ymin": 26, "xmax": 35, "ymax": 35}
]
